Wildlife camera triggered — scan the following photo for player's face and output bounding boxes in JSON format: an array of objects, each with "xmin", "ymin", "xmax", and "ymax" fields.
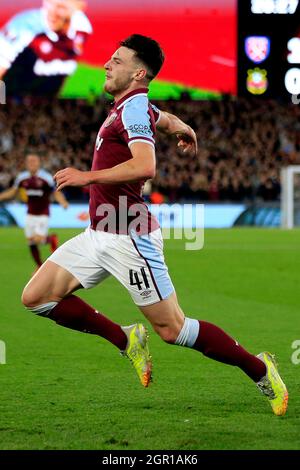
[
  {"xmin": 43, "ymin": 0, "xmax": 85, "ymax": 32},
  {"xmin": 104, "ymin": 47, "xmax": 145, "ymax": 97},
  {"xmin": 26, "ymin": 155, "xmax": 41, "ymax": 174}
]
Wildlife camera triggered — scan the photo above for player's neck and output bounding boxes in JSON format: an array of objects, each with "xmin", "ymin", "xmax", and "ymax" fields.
[
  {"xmin": 61, "ymin": 20, "xmax": 71, "ymax": 35},
  {"xmin": 113, "ymin": 84, "xmax": 148, "ymax": 104},
  {"xmin": 50, "ymin": 20, "xmax": 71, "ymax": 36}
]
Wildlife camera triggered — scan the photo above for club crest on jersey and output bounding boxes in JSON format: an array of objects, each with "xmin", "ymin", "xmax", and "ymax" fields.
[
  {"xmin": 40, "ymin": 41, "xmax": 53, "ymax": 54},
  {"xmin": 104, "ymin": 112, "xmax": 117, "ymax": 127},
  {"xmin": 245, "ymin": 36, "xmax": 270, "ymax": 64}
]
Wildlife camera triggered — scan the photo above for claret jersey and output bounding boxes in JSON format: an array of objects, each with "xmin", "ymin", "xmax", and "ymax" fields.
[
  {"xmin": 14, "ymin": 169, "xmax": 55, "ymax": 215},
  {"xmin": 89, "ymin": 88, "xmax": 161, "ymax": 235},
  {"xmin": 0, "ymin": 8, "xmax": 92, "ymax": 95}
]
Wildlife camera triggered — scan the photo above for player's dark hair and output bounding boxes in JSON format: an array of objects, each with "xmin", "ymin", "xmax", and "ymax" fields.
[{"xmin": 119, "ymin": 34, "xmax": 164, "ymax": 81}]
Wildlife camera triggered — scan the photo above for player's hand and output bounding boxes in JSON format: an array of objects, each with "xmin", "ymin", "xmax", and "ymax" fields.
[
  {"xmin": 54, "ymin": 168, "xmax": 91, "ymax": 191},
  {"xmin": 175, "ymin": 127, "xmax": 198, "ymax": 156}
]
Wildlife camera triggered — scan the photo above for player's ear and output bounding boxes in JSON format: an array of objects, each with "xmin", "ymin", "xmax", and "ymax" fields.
[{"xmin": 134, "ymin": 68, "xmax": 147, "ymax": 82}]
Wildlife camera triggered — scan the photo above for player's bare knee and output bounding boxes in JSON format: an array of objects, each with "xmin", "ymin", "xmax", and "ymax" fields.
[
  {"xmin": 156, "ymin": 325, "xmax": 179, "ymax": 344},
  {"xmin": 21, "ymin": 285, "xmax": 58, "ymax": 317},
  {"xmin": 33, "ymin": 235, "xmax": 44, "ymax": 244},
  {"xmin": 21, "ymin": 285, "xmax": 41, "ymax": 308}
]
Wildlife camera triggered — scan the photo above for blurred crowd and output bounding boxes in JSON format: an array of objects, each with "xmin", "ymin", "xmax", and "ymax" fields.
[{"xmin": 0, "ymin": 95, "xmax": 300, "ymax": 203}]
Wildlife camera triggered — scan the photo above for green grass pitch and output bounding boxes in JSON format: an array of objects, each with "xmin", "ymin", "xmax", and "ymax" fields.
[{"xmin": 0, "ymin": 227, "xmax": 299, "ymax": 450}]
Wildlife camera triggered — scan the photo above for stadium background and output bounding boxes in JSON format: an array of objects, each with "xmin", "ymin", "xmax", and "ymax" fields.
[{"xmin": 0, "ymin": 0, "xmax": 300, "ymax": 453}]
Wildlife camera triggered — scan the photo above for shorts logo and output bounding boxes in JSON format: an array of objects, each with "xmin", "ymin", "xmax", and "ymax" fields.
[
  {"xmin": 140, "ymin": 290, "xmax": 153, "ymax": 299},
  {"xmin": 104, "ymin": 112, "xmax": 117, "ymax": 127}
]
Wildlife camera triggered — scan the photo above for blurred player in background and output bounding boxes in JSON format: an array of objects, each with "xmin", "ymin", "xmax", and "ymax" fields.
[
  {"xmin": 0, "ymin": 153, "xmax": 68, "ymax": 269},
  {"xmin": 0, "ymin": 0, "xmax": 92, "ymax": 96},
  {"xmin": 22, "ymin": 35, "xmax": 287, "ymax": 416}
]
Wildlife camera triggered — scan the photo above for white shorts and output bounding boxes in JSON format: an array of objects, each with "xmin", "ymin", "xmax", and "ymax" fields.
[
  {"xmin": 48, "ymin": 227, "xmax": 175, "ymax": 306},
  {"xmin": 25, "ymin": 214, "xmax": 49, "ymax": 239}
]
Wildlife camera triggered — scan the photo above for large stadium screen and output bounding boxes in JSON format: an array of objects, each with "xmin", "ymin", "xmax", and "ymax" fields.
[
  {"xmin": 238, "ymin": 0, "xmax": 300, "ymax": 99},
  {"xmin": 0, "ymin": 0, "xmax": 236, "ymax": 99}
]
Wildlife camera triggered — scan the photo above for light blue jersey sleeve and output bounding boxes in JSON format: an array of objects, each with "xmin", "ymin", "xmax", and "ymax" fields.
[
  {"xmin": 121, "ymin": 95, "xmax": 155, "ymax": 148},
  {"xmin": 151, "ymin": 103, "xmax": 161, "ymax": 124},
  {"xmin": 0, "ymin": 9, "xmax": 44, "ymax": 69},
  {"xmin": 13, "ymin": 171, "xmax": 30, "ymax": 188},
  {"xmin": 38, "ymin": 169, "xmax": 55, "ymax": 189}
]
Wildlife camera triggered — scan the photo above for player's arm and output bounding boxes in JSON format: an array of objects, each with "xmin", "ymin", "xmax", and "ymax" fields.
[
  {"xmin": 0, "ymin": 186, "xmax": 18, "ymax": 202},
  {"xmin": 0, "ymin": 12, "xmax": 37, "ymax": 78},
  {"xmin": 53, "ymin": 190, "xmax": 69, "ymax": 209},
  {"xmin": 156, "ymin": 110, "xmax": 198, "ymax": 156},
  {"xmin": 54, "ymin": 142, "xmax": 155, "ymax": 190}
]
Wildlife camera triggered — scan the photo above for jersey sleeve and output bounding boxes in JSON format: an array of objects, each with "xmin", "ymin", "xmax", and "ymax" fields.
[
  {"xmin": 13, "ymin": 172, "xmax": 27, "ymax": 188},
  {"xmin": 71, "ymin": 11, "xmax": 93, "ymax": 36},
  {"xmin": 0, "ymin": 10, "xmax": 39, "ymax": 70},
  {"xmin": 70, "ymin": 11, "xmax": 93, "ymax": 55},
  {"xmin": 151, "ymin": 103, "xmax": 162, "ymax": 125},
  {"xmin": 38, "ymin": 170, "xmax": 55, "ymax": 190},
  {"xmin": 13, "ymin": 175, "xmax": 21, "ymax": 189},
  {"xmin": 120, "ymin": 97, "xmax": 155, "ymax": 148}
]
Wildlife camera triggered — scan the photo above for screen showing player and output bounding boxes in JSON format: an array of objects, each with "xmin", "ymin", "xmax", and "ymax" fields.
[
  {"xmin": 0, "ymin": 1, "xmax": 92, "ymax": 97},
  {"xmin": 0, "ymin": 0, "xmax": 236, "ymax": 99}
]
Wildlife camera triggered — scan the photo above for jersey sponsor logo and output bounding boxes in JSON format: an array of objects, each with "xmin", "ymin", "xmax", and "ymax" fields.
[
  {"xmin": 104, "ymin": 112, "xmax": 117, "ymax": 127},
  {"xmin": 33, "ymin": 59, "xmax": 77, "ymax": 76},
  {"xmin": 128, "ymin": 124, "xmax": 152, "ymax": 136},
  {"xmin": 26, "ymin": 189, "xmax": 44, "ymax": 197},
  {"xmin": 245, "ymin": 36, "xmax": 270, "ymax": 64}
]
